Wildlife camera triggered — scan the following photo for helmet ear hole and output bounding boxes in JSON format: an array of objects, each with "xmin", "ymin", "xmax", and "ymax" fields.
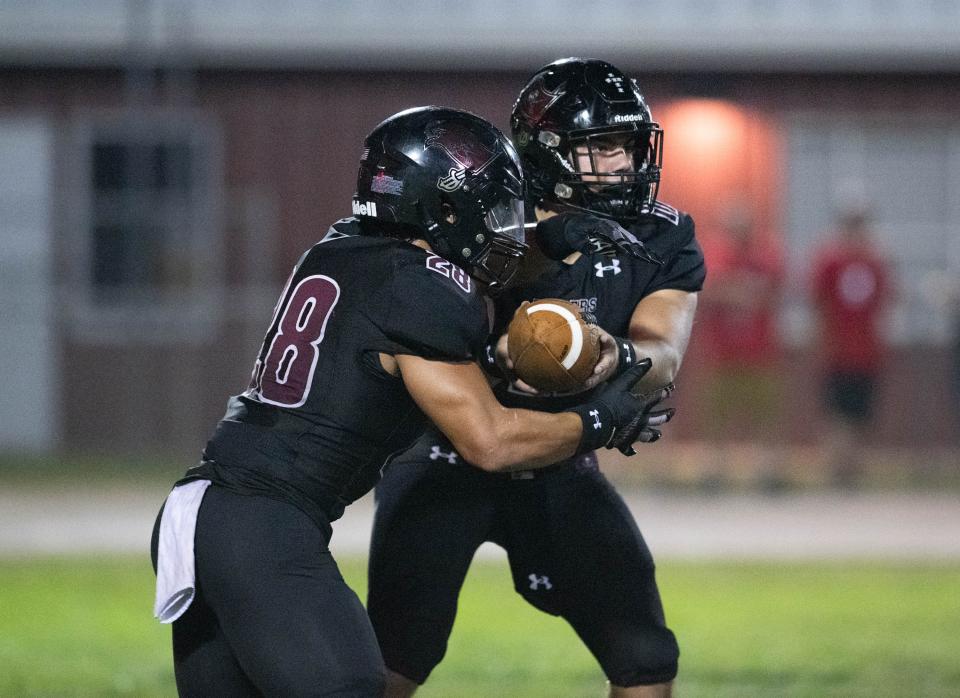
[{"xmin": 440, "ymin": 201, "xmax": 458, "ymax": 225}]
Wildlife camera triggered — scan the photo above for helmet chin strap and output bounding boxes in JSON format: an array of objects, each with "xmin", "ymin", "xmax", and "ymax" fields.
[
  {"xmin": 569, "ymin": 175, "xmax": 650, "ymax": 221},
  {"xmin": 418, "ymin": 202, "xmax": 453, "ymax": 258},
  {"xmin": 542, "ymin": 191, "xmax": 642, "ymax": 223}
]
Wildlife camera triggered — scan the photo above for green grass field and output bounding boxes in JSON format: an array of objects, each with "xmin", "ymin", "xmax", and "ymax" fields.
[{"xmin": 1, "ymin": 557, "xmax": 958, "ymax": 697}]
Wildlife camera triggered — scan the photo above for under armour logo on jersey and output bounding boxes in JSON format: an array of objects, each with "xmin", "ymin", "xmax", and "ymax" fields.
[
  {"xmin": 429, "ymin": 445, "xmax": 459, "ymax": 464},
  {"xmin": 595, "ymin": 260, "xmax": 621, "ymax": 277},
  {"xmin": 528, "ymin": 574, "xmax": 553, "ymax": 591},
  {"xmin": 437, "ymin": 167, "xmax": 467, "ymax": 192},
  {"xmin": 589, "ymin": 409, "xmax": 602, "ymax": 430}
]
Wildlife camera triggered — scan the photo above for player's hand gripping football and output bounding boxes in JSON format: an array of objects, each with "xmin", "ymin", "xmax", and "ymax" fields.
[
  {"xmin": 496, "ymin": 323, "xmax": 645, "ymax": 398},
  {"xmin": 494, "ymin": 328, "xmax": 611, "ymax": 395},
  {"xmin": 479, "ymin": 333, "xmax": 534, "ymax": 392},
  {"xmin": 535, "ymin": 212, "xmax": 662, "ymax": 263},
  {"xmin": 493, "ymin": 332, "xmax": 536, "ymax": 393},
  {"xmin": 494, "ymin": 311, "xmax": 619, "ymax": 395},
  {"xmin": 493, "ymin": 332, "xmax": 558, "ymax": 395},
  {"xmin": 566, "ymin": 358, "xmax": 675, "ymax": 456},
  {"xmin": 582, "ymin": 326, "xmax": 623, "ymax": 390}
]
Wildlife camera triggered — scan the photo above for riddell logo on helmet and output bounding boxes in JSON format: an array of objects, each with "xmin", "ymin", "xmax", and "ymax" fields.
[
  {"xmin": 613, "ymin": 113, "xmax": 646, "ymax": 123},
  {"xmin": 352, "ymin": 199, "xmax": 377, "ymax": 217}
]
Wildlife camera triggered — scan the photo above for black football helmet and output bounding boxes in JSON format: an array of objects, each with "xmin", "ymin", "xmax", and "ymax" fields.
[
  {"xmin": 510, "ymin": 58, "xmax": 662, "ymax": 222},
  {"xmin": 354, "ymin": 106, "xmax": 527, "ymax": 289}
]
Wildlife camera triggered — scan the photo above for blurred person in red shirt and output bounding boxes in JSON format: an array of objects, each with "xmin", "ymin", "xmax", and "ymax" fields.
[
  {"xmin": 811, "ymin": 207, "xmax": 892, "ymax": 487},
  {"xmin": 700, "ymin": 203, "xmax": 785, "ymax": 489}
]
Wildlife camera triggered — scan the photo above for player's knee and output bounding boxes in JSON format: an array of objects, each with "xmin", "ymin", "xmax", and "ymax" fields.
[
  {"xmin": 369, "ymin": 600, "xmax": 456, "ymax": 684},
  {"xmin": 269, "ymin": 663, "xmax": 385, "ymax": 697},
  {"xmin": 331, "ymin": 666, "xmax": 386, "ymax": 698},
  {"xmin": 335, "ymin": 645, "xmax": 387, "ymax": 697},
  {"xmin": 251, "ymin": 639, "xmax": 384, "ymax": 698},
  {"xmin": 604, "ymin": 629, "xmax": 680, "ymax": 688},
  {"xmin": 378, "ymin": 627, "xmax": 446, "ymax": 685}
]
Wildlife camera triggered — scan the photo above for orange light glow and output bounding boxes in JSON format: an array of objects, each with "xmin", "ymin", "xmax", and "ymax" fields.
[
  {"xmin": 655, "ymin": 99, "xmax": 782, "ymax": 241},
  {"xmin": 667, "ymin": 99, "xmax": 744, "ymax": 153}
]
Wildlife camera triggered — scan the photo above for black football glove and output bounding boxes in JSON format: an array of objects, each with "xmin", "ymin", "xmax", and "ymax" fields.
[
  {"xmin": 478, "ymin": 333, "xmax": 506, "ymax": 380},
  {"xmin": 565, "ymin": 359, "xmax": 675, "ymax": 456},
  {"xmin": 611, "ymin": 335, "xmax": 639, "ymax": 376},
  {"xmin": 536, "ymin": 213, "xmax": 662, "ymax": 264},
  {"xmin": 608, "ymin": 381, "xmax": 675, "ymax": 456}
]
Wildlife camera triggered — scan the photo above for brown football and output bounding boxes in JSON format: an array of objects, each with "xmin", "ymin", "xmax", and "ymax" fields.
[{"xmin": 507, "ymin": 298, "xmax": 601, "ymax": 393}]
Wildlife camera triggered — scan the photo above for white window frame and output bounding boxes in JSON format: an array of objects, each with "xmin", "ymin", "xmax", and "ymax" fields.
[{"xmin": 63, "ymin": 107, "xmax": 224, "ymax": 344}]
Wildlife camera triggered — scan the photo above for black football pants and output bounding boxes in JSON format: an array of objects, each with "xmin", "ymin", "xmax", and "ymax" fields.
[
  {"xmin": 152, "ymin": 486, "xmax": 385, "ymax": 697},
  {"xmin": 368, "ymin": 433, "xmax": 679, "ymax": 688}
]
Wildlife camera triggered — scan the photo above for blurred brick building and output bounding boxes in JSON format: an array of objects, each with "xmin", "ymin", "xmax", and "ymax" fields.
[{"xmin": 1, "ymin": 1, "xmax": 958, "ymax": 458}]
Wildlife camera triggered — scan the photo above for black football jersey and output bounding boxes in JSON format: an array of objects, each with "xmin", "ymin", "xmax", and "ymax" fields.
[
  {"xmin": 189, "ymin": 218, "xmax": 488, "ymax": 527},
  {"xmin": 494, "ymin": 201, "xmax": 705, "ymax": 411}
]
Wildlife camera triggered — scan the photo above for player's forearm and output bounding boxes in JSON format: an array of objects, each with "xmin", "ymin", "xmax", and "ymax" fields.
[
  {"xmin": 624, "ymin": 289, "xmax": 696, "ymax": 391},
  {"xmin": 630, "ymin": 339, "xmax": 682, "ymax": 391},
  {"xmin": 459, "ymin": 407, "xmax": 582, "ymax": 472}
]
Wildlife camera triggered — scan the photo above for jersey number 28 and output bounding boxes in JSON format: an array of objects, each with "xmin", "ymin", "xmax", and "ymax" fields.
[{"xmin": 251, "ymin": 274, "xmax": 340, "ymax": 407}]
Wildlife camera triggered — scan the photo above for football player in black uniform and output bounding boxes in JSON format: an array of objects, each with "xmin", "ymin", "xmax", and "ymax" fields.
[
  {"xmin": 367, "ymin": 61, "xmax": 706, "ymax": 697},
  {"xmin": 150, "ymin": 105, "xmax": 676, "ymax": 697}
]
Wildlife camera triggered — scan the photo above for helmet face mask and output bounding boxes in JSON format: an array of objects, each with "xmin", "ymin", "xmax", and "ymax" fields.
[
  {"xmin": 355, "ymin": 106, "xmax": 527, "ymax": 289},
  {"xmin": 511, "ymin": 58, "xmax": 662, "ymax": 223},
  {"xmin": 563, "ymin": 123, "xmax": 662, "ymax": 220},
  {"xmin": 426, "ymin": 166, "xmax": 527, "ymax": 290},
  {"xmin": 470, "ymin": 194, "xmax": 527, "ymax": 289}
]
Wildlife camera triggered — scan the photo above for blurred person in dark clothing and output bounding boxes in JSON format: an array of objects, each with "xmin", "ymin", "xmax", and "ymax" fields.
[{"xmin": 810, "ymin": 207, "xmax": 892, "ymax": 488}]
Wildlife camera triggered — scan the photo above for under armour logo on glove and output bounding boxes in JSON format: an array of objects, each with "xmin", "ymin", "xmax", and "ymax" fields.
[
  {"xmin": 589, "ymin": 409, "xmax": 602, "ymax": 430},
  {"xmin": 528, "ymin": 573, "xmax": 553, "ymax": 591},
  {"xmin": 595, "ymin": 260, "xmax": 621, "ymax": 277},
  {"xmin": 428, "ymin": 445, "xmax": 459, "ymax": 464},
  {"xmin": 565, "ymin": 359, "xmax": 675, "ymax": 456},
  {"xmin": 611, "ymin": 336, "xmax": 638, "ymax": 375}
]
